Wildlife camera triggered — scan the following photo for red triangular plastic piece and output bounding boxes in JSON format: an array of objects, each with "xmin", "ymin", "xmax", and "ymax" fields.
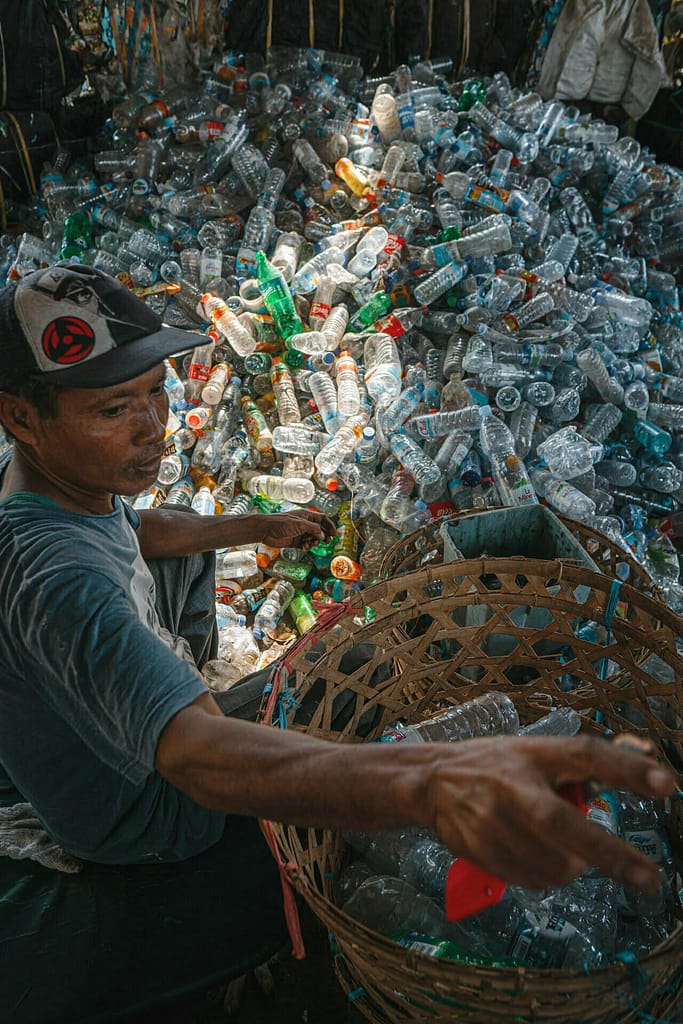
[
  {"xmin": 445, "ymin": 783, "xmax": 590, "ymax": 921},
  {"xmin": 445, "ymin": 859, "xmax": 507, "ymax": 921}
]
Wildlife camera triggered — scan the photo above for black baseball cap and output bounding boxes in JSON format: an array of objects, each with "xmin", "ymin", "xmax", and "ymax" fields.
[{"xmin": 0, "ymin": 265, "xmax": 197, "ymax": 389}]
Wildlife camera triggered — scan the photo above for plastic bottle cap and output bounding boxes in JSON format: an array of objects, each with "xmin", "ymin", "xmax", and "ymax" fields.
[{"xmin": 326, "ymin": 479, "xmax": 339, "ymax": 491}]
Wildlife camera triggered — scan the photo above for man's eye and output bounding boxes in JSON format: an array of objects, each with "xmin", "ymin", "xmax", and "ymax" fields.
[
  {"xmin": 102, "ymin": 405, "xmax": 126, "ymax": 417},
  {"xmin": 151, "ymin": 382, "xmax": 166, "ymax": 396}
]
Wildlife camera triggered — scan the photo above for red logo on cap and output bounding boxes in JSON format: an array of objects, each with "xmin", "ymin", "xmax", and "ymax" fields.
[{"xmin": 42, "ymin": 317, "xmax": 95, "ymax": 365}]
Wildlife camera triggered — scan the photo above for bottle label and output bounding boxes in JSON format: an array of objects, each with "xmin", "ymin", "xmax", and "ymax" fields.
[
  {"xmin": 188, "ymin": 361, "xmax": 212, "ymax": 382},
  {"xmin": 309, "ymin": 301, "xmax": 331, "ymax": 321},
  {"xmin": 502, "ymin": 313, "xmax": 520, "ymax": 332},
  {"xmin": 509, "ymin": 912, "xmax": 575, "ymax": 969},
  {"xmin": 464, "ymin": 183, "xmax": 510, "ymax": 213},
  {"xmin": 587, "ymin": 792, "xmax": 619, "ymax": 835},
  {"xmin": 432, "ymin": 242, "xmax": 459, "ymax": 268},
  {"xmin": 383, "ymin": 234, "xmax": 406, "ymax": 256},
  {"xmin": 624, "ymin": 828, "xmax": 667, "ymax": 864},
  {"xmin": 379, "ymin": 726, "xmax": 409, "ymax": 743},
  {"xmin": 374, "ymin": 313, "xmax": 405, "ymax": 338},
  {"xmin": 518, "ymin": 269, "xmax": 540, "ymax": 301}
]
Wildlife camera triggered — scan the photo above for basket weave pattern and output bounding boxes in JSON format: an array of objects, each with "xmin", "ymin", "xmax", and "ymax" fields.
[
  {"xmin": 263, "ymin": 559, "xmax": 683, "ymax": 1024},
  {"xmin": 379, "ymin": 512, "xmax": 660, "ymax": 598}
]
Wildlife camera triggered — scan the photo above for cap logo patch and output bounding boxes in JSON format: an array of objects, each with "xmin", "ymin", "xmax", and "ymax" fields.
[{"xmin": 42, "ymin": 316, "xmax": 96, "ymax": 365}]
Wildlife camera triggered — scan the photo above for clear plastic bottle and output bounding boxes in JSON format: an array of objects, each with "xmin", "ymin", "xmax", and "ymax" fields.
[
  {"xmin": 372, "ymin": 92, "xmax": 402, "ymax": 145},
  {"xmin": 519, "ymin": 707, "xmax": 582, "ymax": 736},
  {"xmin": 619, "ymin": 793, "xmax": 674, "ymax": 921},
  {"xmin": 389, "ymin": 434, "xmax": 443, "ymax": 488},
  {"xmin": 315, "ymin": 414, "xmax": 369, "ymax": 476},
  {"xmin": 639, "ymin": 463, "xmax": 682, "ymax": 494},
  {"xmin": 462, "ymin": 335, "xmax": 493, "ymax": 374},
  {"xmin": 499, "ymin": 292, "xmax": 554, "ymax": 333},
  {"xmin": 381, "ymin": 692, "xmax": 520, "ymax": 743},
  {"xmin": 413, "ymin": 261, "xmax": 468, "ymax": 305},
  {"xmin": 407, "ymin": 405, "xmax": 482, "ymax": 439},
  {"xmin": 200, "ymin": 296, "xmax": 257, "ymax": 357},
  {"xmin": 270, "ymin": 358, "xmax": 302, "ymax": 425},
  {"xmin": 583, "ymin": 403, "xmax": 623, "ymax": 444},
  {"xmin": 272, "ymin": 426, "xmax": 323, "ymax": 456},
  {"xmin": 576, "ymin": 349, "xmax": 624, "ymax": 405},
  {"xmin": 363, "ymin": 334, "xmax": 403, "ymax": 405},
  {"xmin": 479, "ymin": 407, "xmax": 538, "ymax": 507},
  {"xmin": 538, "ymin": 427, "xmax": 601, "ymax": 480},
  {"xmin": 309, "ymin": 371, "xmax": 344, "ymax": 434},
  {"xmin": 335, "ymin": 351, "xmax": 361, "ymax": 416},
  {"xmin": 246, "ymin": 474, "xmax": 315, "ymax": 504},
  {"xmin": 191, "ymin": 485, "xmax": 216, "ymax": 516},
  {"xmin": 157, "ymin": 453, "xmax": 191, "ymax": 486},
  {"xmin": 292, "ymin": 248, "xmax": 346, "ymax": 294},
  {"xmin": 381, "ymin": 381, "xmax": 426, "ymax": 435},
  {"xmin": 544, "ymin": 480, "xmax": 597, "ymax": 520},
  {"xmin": 202, "ymin": 363, "xmax": 230, "ymax": 405},
  {"xmin": 253, "ymin": 579, "xmax": 296, "ymax": 640},
  {"xmin": 342, "ymin": 875, "xmax": 456, "ymax": 942}
]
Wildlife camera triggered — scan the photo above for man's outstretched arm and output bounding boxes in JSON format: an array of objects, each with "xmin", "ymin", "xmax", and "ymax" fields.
[
  {"xmin": 155, "ymin": 694, "xmax": 676, "ymax": 894},
  {"xmin": 136, "ymin": 507, "xmax": 336, "ymax": 559}
]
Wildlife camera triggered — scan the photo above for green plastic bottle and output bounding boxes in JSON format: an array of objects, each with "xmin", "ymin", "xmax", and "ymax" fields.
[
  {"xmin": 457, "ymin": 79, "xmax": 486, "ymax": 112},
  {"xmin": 60, "ymin": 211, "xmax": 92, "ymax": 259},
  {"xmin": 255, "ymin": 250, "xmax": 304, "ymax": 341},
  {"xmin": 348, "ymin": 290, "xmax": 392, "ymax": 331},
  {"xmin": 288, "ymin": 590, "xmax": 317, "ymax": 634}
]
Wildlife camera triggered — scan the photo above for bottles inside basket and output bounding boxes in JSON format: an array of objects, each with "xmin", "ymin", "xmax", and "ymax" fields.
[{"xmin": 339, "ymin": 785, "xmax": 681, "ymax": 969}]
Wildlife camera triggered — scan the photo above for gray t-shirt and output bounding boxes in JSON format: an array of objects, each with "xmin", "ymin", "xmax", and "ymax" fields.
[{"xmin": 0, "ymin": 477, "xmax": 225, "ymax": 864}]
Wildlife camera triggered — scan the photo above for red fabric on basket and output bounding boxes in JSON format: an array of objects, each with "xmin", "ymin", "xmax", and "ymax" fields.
[{"xmin": 259, "ymin": 600, "xmax": 354, "ymax": 959}]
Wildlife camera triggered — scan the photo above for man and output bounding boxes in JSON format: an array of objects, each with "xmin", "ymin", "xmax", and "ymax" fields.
[{"xmin": 0, "ymin": 266, "xmax": 675, "ymax": 1022}]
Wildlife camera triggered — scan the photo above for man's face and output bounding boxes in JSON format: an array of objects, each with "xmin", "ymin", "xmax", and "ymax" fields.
[{"xmin": 30, "ymin": 363, "xmax": 170, "ymax": 500}]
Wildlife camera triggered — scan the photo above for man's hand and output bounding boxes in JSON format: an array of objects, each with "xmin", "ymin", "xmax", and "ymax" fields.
[
  {"xmin": 258, "ymin": 510, "xmax": 336, "ymax": 550},
  {"xmin": 424, "ymin": 734, "xmax": 677, "ymax": 893}
]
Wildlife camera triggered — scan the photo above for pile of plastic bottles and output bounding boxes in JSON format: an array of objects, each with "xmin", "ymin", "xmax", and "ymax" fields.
[
  {"xmin": 2, "ymin": 47, "xmax": 683, "ymax": 670},
  {"xmin": 339, "ymin": 693, "xmax": 681, "ymax": 968}
]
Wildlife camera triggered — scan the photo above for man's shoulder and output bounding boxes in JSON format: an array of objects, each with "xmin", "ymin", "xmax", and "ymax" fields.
[{"xmin": 0, "ymin": 497, "xmax": 136, "ymax": 580}]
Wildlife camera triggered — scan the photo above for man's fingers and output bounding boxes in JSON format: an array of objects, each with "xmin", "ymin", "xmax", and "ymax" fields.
[
  {"xmin": 525, "ymin": 734, "xmax": 677, "ymax": 800},
  {"xmin": 543, "ymin": 798, "xmax": 663, "ymax": 894}
]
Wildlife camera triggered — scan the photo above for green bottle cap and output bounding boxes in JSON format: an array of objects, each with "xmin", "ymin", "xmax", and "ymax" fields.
[{"xmin": 284, "ymin": 348, "xmax": 305, "ymax": 368}]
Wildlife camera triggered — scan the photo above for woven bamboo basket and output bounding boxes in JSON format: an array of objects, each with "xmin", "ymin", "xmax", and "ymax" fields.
[
  {"xmin": 261, "ymin": 558, "xmax": 683, "ymax": 1024},
  {"xmin": 379, "ymin": 511, "xmax": 660, "ymax": 598}
]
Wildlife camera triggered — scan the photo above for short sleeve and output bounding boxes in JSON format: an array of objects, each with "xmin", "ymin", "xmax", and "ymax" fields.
[{"xmin": 12, "ymin": 567, "xmax": 208, "ymax": 784}]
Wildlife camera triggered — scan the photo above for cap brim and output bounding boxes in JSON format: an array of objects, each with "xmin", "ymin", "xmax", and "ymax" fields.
[{"xmin": 33, "ymin": 324, "xmax": 198, "ymax": 389}]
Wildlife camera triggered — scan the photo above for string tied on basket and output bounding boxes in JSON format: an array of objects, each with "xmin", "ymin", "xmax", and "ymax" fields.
[
  {"xmin": 599, "ymin": 578, "xmax": 623, "ymax": 682},
  {"xmin": 259, "ymin": 599, "xmax": 354, "ymax": 960}
]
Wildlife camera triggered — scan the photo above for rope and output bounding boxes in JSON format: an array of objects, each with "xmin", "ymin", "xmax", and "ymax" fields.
[
  {"xmin": 3, "ymin": 112, "xmax": 37, "ymax": 196},
  {"xmin": 599, "ymin": 578, "xmax": 623, "ymax": 680},
  {"xmin": 266, "ymin": 0, "xmax": 273, "ymax": 50},
  {"xmin": 582, "ymin": 957, "xmax": 683, "ymax": 1024},
  {"xmin": 50, "ymin": 23, "xmax": 67, "ymax": 94},
  {"xmin": 308, "ymin": 0, "xmax": 316, "ymax": 48},
  {"xmin": 0, "ymin": 171, "xmax": 6, "ymax": 233},
  {"xmin": 109, "ymin": 1, "xmax": 127, "ymax": 87},
  {"xmin": 338, "ymin": 0, "xmax": 344, "ymax": 50},
  {"xmin": 0, "ymin": 17, "xmax": 6, "ymax": 109},
  {"xmin": 149, "ymin": 0, "xmax": 163, "ymax": 88},
  {"xmin": 426, "ymin": 0, "xmax": 434, "ymax": 60},
  {"xmin": 457, "ymin": 0, "xmax": 471, "ymax": 77},
  {"xmin": 259, "ymin": 600, "xmax": 354, "ymax": 960}
]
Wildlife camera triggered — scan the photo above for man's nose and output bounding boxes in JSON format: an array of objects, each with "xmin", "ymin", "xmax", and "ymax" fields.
[{"xmin": 134, "ymin": 402, "xmax": 167, "ymax": 443}]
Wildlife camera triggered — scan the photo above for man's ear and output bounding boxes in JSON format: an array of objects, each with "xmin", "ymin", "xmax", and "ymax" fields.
[{"xmin": 0, "ymin": 394, "xmax": 42, "ymax": 446}]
